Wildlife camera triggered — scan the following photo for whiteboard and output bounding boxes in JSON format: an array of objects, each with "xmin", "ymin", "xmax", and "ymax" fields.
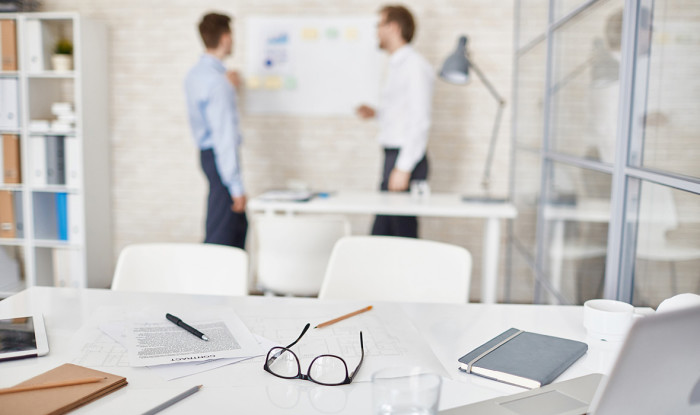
[{"xmin": 244, "ymin": 16, "xmax": 382, "ymax": 116}]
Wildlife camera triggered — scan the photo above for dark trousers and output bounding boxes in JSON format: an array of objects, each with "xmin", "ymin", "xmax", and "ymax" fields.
[
  {"xmin": 200, "ymin": 149, "xmax": 247, "ymax": 249},
  {"xmin": 371, "ymin": 149, "xmax": 428, "ymax": 238}
]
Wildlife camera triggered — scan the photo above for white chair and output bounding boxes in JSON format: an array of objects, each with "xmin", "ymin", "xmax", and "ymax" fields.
[
  {"xmin": 254, "ymin": 215, "xmax": 351, "ymax": 296},
  {"xmin": 318, "ymin": 236, "xmax": 472, "ymax": 304},
  {"xmin": 635, "ymin": 184, "xmax": 700, "ymax": 296},
  {"xmin": 111, "ymin": 243, "xmax": 249, "ymax": 296}
]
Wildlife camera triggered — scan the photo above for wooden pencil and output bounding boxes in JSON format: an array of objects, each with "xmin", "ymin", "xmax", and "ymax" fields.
[
  {"xmin": 314, "ymin": 305, "xmax": 373, "ymax": 329},
  {"xmin": 0, "ymin": 377, "xmax": 106, "ymax": 395}
]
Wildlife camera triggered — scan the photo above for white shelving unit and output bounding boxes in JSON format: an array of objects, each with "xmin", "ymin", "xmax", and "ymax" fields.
[{"xmin": 0, "ymin": 12, "xmax": 111, "ymax": 298}]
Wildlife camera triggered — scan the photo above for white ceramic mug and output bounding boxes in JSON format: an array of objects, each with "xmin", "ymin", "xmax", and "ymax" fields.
[
  {"xmin": 656, "ymin": 293, "xmax": 700, "ymax": 313},
  {"xmin": 583, "ymin": 299, "xmax": 644, "ymax": 342}
]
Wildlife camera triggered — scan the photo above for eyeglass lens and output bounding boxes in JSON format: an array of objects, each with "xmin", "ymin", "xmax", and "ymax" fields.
[{"xmin": 267, "ymin": 347, "xmax": 349, "ymax": 385}]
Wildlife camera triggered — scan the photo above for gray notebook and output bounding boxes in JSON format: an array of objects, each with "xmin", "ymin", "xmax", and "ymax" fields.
[{"xmin": 458, "ymin": 328, "xmax": 588, "ymax": 389}]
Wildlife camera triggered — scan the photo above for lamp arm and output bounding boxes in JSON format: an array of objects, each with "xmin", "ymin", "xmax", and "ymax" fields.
[
  {"xmin": 468, "ymin": 59, "xmax": 506, "ymax": 106},
  {"xmin": 482, "ymin": 101, "xmax": 506, "ymax": 194},
  {"xmin": 468, "ymin": 59, "xmax": 506, "ymax": 195}
]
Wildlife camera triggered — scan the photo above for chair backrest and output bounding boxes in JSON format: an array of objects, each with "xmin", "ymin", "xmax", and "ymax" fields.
[
  {"xmin": 111, "ymin": 243, "xmax": 249, "ymax": 296},
  {"xmin": 637, "ymin": 182, "xmax": 678, "ymax": 249},
  {"xmin": 319, "ymin": 236, "xmax": 472, "ymax": 304},
  {"xmin": 254, "ymin": 215, "xmax": 351, "ymax": 296}
]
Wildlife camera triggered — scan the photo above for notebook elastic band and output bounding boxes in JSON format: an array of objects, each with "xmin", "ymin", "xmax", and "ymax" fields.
[{"xmin": 466, "ymin": 330, "xmax": 524, "ymax": 373}]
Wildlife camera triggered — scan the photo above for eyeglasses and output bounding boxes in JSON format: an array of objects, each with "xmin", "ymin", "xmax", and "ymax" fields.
[{"xmin": 263, "ymin": 323, "xmax": 365, "ymax": 386}]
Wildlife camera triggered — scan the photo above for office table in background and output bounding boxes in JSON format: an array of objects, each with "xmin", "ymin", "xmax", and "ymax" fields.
[
  {"xmin": 0, "ymin": 287, "xmax": 619, "ymax": 414},
  {"xmin": 248, "ymin": 191, "xmax": 518, "ymax": 304}
]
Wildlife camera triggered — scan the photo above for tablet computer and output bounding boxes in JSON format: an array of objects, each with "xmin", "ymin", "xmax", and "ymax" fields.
[{"xmin": 0, "ymin": 314, "xmax": 49, "ymax": 361}]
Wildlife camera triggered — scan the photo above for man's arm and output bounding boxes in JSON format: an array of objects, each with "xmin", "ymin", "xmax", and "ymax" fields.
[
  {"xmin": 205, "ymin": 82, "xmax": 246, "ymax": 211},
  {"xmin": 391, "ymin": 62, "xmax": 434, "ymax": 191}
]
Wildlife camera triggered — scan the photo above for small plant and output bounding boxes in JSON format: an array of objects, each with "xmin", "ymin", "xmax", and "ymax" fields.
[{"xmin": 54, "ymin": 39, "xmax": 73, "ymax": 55}]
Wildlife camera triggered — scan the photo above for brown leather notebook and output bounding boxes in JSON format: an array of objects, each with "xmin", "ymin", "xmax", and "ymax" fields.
[{"xmin": 0, "ymin": 364, "xmax": 127, "ymax": 415}]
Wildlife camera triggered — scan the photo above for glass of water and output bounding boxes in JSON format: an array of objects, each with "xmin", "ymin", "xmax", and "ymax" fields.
[{"xmin": 372, "ymin": 367, "xmax": 442, "ymax": 415}]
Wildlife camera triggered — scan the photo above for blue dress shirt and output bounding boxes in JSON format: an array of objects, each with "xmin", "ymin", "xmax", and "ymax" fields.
[{"xmin": 184, "ymin": 54, "xmax": 244, "ymax": 197}]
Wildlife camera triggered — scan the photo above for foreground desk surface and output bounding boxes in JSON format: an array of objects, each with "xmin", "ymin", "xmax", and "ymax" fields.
[
  {"xmin": 0, "ymin": 288, "xmax": 617, "ymax": 414},
  {"xmin": 249, "ymin": 191, "xmax": 518, "ymax": 304}
]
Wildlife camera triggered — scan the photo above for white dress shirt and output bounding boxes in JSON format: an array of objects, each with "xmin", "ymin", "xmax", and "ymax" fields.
[{"xmin": 377, "ymin": 45, "xmax": 435, "ymax": 172}]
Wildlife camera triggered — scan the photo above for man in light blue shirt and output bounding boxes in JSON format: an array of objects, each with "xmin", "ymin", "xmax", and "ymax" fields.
[{"xmin": 184, "ymin": 12, "xmax": 247, "ymax": 248}]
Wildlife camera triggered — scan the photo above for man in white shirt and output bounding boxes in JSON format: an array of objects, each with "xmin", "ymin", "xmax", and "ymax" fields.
[{"xmin": 357, "ymin": 4, "xmax": 435, "ymax": 238}]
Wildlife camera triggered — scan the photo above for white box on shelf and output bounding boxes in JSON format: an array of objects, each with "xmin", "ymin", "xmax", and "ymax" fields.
[
  {"xmin": 51, "ymin": 102, "xmax": 73, "ymax": 114},
  {"xmin": 50, "ymin": 121, "xmax": 73, "ymax": 133},
  {"xmin": 29, "ymin": 119, "xmax": 51, "ymax": 132}
]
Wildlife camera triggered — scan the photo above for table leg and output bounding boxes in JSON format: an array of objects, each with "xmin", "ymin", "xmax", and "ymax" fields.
[
  {"xmin": 548, "ymin": 220, "xmax": 565, "ymax": 304},
  {"xmin": 481, "ymin": 218, "xmax": 500, "ymax": 304}
]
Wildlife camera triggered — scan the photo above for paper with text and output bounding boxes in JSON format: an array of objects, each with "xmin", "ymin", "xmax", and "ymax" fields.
[{"xmin": 123, "ymin": 309, "xmax": 262, "ymax": 367}]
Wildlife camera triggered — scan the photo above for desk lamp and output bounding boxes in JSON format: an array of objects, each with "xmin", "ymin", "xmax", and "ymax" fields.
[{"xmin": 440, "ymin": 35, "xmax": 506, "ymax": 203}]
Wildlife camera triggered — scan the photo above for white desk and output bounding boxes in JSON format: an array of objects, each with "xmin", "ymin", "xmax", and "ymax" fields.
[
  {"xmin": 0, "ymin": 287, "xmax": 617, "ymax": 414},
  {"xmin": 248, "ymin": 191, "xmax": 518, "ymax": 304},
  {"xmin": 543, "ymin": 198, "xmax": 700, "ymax": 303}
]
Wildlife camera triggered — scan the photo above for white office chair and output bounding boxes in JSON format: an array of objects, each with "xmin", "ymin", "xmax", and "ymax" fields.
[
  {"xmin": 635, "ymin": 184, "xmax": 700, "ymax": 297},
  {"xmin": 254, "ymin": 215, "xmax": 351, "ymax": 296},
  {"xmin": 111, "ymin": 243, "xmax": 249, "ymax": 296},
  {"xmin": 318, "ymin": 236, "xmax": 472, "ymax": 304}
]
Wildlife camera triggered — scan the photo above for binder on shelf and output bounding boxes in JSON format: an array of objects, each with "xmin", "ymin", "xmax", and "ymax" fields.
[
  {"xmin": 30, "ymin": 135, "xmax": 47, "ymax": 186},
  {"xmin": 67, "ymin": 193, "xmax": 82, "ymax": 243},
  {"xmin": 0, "ymin": 79, "xmax": 19, "ymax": 130},
  {"xmin": 53, "ymin": 248, "xmax": 71, "ymax": 287},
  {"xmin": 33, "ymin": 192, "xmax": 58, "ymax": 240},
  {"xmin": 46, "ymin": 135, "xmax": 66, "ymax": 185},
  {"xmin": 0, "ymin": 246, "xmax": 21, "ymax": 290},
  {"xmin": 0, "ymin": 190, "xmax": 15, "ymax": 238},
  {"xmin": 0, "ymin": 138, "xmax": 3, "ymax": 183},
  {"xmin": 1, "ymin": 19, "xmax": 18, "ymax": 71},
  {"xmin": 25, "ymin": 19, "xmax": 48, "ymax": 73},
  {"xmin": 12, "ymin": 189, "xmax": 22, "ymax": 238},
  {"xmin": 64, "ymin": 136, "xmax": 81, "ymax": 187},
  {"xmin": 2, "ymin": 134, "xmax": 20, "ymax": 184},
  {"xmin": 52, "ymin": 248, "xmax": 82, "ymax": 287},
  {"xmin": 56, "ymin": 192, "xmax": 68, "ymax": 241}
]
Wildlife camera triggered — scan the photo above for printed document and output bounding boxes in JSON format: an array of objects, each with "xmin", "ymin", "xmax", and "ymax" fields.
[{"xmin": 120, "ymin": 308, "xmax": 262, "ymax": 367}]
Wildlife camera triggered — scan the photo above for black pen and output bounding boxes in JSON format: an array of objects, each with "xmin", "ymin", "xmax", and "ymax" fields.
[{"xmin": 166, "ymin": 313, "xmax": 209, "ymax": 341}]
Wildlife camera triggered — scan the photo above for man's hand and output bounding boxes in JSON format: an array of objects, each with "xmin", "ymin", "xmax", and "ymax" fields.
[
  {"xmin": 356, "ymin": 104, "xmax": 376, "ymax": 120},
  {"xmin": 231, "ymin": 195, "xmax": 247, "ymax": 213},
  {"xmin": 226, "ymin": 70, "xmax": 243, "ymax": 89},
  {"xmin": 388, "ymin": 168, "xmax": 411, "ymax": 191}
]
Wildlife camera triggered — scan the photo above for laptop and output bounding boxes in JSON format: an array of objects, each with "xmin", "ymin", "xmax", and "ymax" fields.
[{"xmin": 440, "ymin": 304, "xmax": 700, "ymax": 415}]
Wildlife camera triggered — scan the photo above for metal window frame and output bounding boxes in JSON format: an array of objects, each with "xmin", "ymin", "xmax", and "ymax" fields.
[{"xmin": 510, "ymin": 0, "xmax": 700, "ymax": 305}]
